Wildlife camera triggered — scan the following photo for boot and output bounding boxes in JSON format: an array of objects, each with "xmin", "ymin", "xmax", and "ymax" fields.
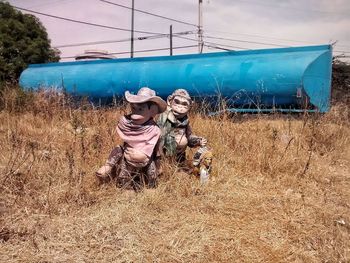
[
  {"xmin": 146, "ymin": 160, "xmax": 158, "ymax": 188},
  {"xmin": 147, "ymin": 178, "xmax": 157, "ymax": 188},
  {"xmin": 96, "ymin": 164, "xmax": 113, "ymax": 178}
]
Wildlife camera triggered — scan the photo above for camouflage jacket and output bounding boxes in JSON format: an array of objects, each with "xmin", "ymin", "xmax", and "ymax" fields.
[{"xmin": 157, "ymin": 109, "xmax": 202, "ymax": 157}]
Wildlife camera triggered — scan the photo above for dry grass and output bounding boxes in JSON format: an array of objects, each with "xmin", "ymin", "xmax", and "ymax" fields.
[{"xmin": 0, "ymin": 90, "xmax": 349, "ymax": 262}]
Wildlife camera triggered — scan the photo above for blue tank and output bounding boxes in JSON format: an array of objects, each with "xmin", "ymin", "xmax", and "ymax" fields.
[{"xmin": 19, "ymin": 44, "xmax": 332, "ymax": 112}]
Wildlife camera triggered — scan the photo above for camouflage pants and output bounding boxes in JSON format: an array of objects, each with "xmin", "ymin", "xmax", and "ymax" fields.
[
  {"xmin": 107, "ymin": 146, "xmax": 158, "ymax": 190},
  {"xmin": 172, "ymin": 136, "xmax": 203, "ymax": 165}
]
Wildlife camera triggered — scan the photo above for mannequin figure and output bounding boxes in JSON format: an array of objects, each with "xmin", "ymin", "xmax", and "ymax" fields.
[
  {"xmin": 157, "ymin": 89, "xmax": 207, "ymax": 164},
  {"xmin": 96, "ymin": 87, "xmax": 167, "ymax": 190}
]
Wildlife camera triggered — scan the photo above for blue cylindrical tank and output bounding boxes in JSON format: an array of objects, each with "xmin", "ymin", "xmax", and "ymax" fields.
[{"xmin": 19, "ymin": 44, "xmax": 332, "ymax": 112}]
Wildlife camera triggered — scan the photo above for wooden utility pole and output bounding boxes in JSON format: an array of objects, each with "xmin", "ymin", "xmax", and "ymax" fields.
[
  {"xmin": 130, "ymin": 0, "xmax": 135, "ymax": 58},
  {"xmin": 170, "ymin": 25, "xmax": 173, "ymax": 56},
  {"xmin": 198, "ymin": 0, "xmax": 203, "ymax": 53}
]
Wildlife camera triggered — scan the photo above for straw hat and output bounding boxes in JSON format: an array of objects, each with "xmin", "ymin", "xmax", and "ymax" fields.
[{"xmin": 125, "ymin": 87, "xmax": 167, "ymax": 113}]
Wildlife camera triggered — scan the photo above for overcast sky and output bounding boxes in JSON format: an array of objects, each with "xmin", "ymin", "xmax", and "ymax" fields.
[{"xmin": 7, "ymin": 0, "xmax": 350, "ymax": 61}]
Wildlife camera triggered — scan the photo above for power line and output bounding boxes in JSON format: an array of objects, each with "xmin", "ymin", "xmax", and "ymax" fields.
[
  {"xmin": 13, "ymin": 2, "xmax": 350, "ymax": 55},
  {"xmin": 205, "ymin": 29, "xmax": 350, "ymax": 49},
  {"xmin": 335, "ymin": 55, "xmax": 350, "ymax": 58},
  {"xmin": 334, "ymin": 50, "xmax": 350, "ymax": 54},
  {"xmin": 53, "ymin": 31, "xmax": 195, "ymax": 48},
  {"xmin": 54, "ymin": 37, "xmax": 132, "ymax": 48},
  {"xmin": 99, "ymin": 0, "xmax": 197, "ymax": 27},
  {"xmin": 205, "ymin": 35, "xmax": 350, "ymax": 53},
  {"xmin": 175, "ymin": 35, "xmax": 248, "ymax": 50},
  {"xmin": 14, "ymin": 5, "xmax": 349, "ymax": 57},
  {"xmin": 13, "ymin": 5, "xmax": 164, "ymax": 35},
  {"xmin": 205, "ymin": 36, "xmax": 350, "ymax": 54},
  {"xmin": 172, "ymin": 35, "xmax": 200, "ymax": 43},
  {"xmin": 204, "ymin": 44, "xmax": 234, "ymax": 52},
  {"xmin": 14, "ymin": 3, "xmax": 350, "ymax": 55},
  {"xmin": 205, "ymin": 29, "xmax": 318, "ymax": 45},
  {"xmin": 204, "ymin": 35, "xmax": 288, "ymax": 47},
  {"xmin": 59, "ymin": 44, "xmax": 350, "ymax": 60},
  {"xmin": 180, "ymin": 34, "xmax": 350, "ymax": 54},
  {"xmin": 60, "ymin": 45, "xmax": 198, "ymax": 59},
  {"xmin": 204, "ymin": 40, "xmax": 248, "ymax": 50},
  {"xmin": 204, "ymin": 34, "xmax": 350, "ymax": 54}
]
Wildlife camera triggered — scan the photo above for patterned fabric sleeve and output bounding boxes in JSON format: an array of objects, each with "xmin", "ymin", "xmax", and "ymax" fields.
[
  {"xmin": 156, "ymin": 112, "xmax": 167, "ymax": 156},
  {"xmin": 186, "ymin": 124, "xmax": 203, "ymax": 148},
  {"xmin": 157, "ymin": 111, "xmax": 177, "ymax": 156}
]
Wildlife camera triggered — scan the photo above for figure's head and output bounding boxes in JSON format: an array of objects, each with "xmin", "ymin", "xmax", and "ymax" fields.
[
  {"xmin": 128, "ymin": 102, "xmax": 156, "ymax": 124},
  {"xmin": 192, "ymin": 147, "xmax": 213, "ymax": 177},
  {"xmin": 193, "ymin": 147, "xmax": 213, "ymax": 168},
  {"xmin": 167, "ymin": 89, "xmax": 192, "ymax": 119},
  {"xmin": 201, "ymin": 151, "xmax": 213, "ymax": 168},
  {"xmin": 125, "ymin": 87, "xmax": 167, "ymax": 124}
]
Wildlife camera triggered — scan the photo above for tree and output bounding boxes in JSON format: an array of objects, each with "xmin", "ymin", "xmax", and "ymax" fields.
[
  {"xmin": 332, "ymin": 59, "xmax": 350, "ymax": 105},
  {"xmin": 0, "ymin": 1, "xmax": 60, "ymax": 84}
]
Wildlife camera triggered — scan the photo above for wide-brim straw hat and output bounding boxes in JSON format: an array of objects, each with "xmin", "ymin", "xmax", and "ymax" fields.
[{"xmin": 125, "ymin": 87, "xmax": 167, "ymax": 113}]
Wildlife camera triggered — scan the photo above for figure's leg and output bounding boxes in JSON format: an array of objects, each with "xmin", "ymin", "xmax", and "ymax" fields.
[
  {"xmin": 146, "ymin": 160, "xmax": 158, "ymax": 188},
  {"xmin": 116, "ymin": 158, "xmax": 134, "ymax": 189},
  {"xmin": 176, "ymin": 151, "xmax": 186, "ymax": 164},
  {"xmin": 154, "ymin": 156, "xmax": 162, "ymax": 176},
  {"xmin": 96, "ymin": 146, "xmax": 123, "ymax": 178},
  {"xmin": 175, "ymin": 150, "xmax": 193, "ymax": 173}
]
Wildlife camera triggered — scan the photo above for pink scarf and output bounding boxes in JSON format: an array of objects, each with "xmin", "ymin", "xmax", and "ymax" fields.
[{"xmin": 116, "ymin": 115, "xmax": 160, "ymax": 157}]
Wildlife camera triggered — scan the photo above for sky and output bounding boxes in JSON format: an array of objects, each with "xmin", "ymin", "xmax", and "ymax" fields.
[{"xmin": 6, "ymin": 0, "xmax": 350, "ymax": 61}]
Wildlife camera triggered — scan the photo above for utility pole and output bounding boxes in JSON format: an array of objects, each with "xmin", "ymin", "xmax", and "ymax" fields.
[
  {"xmin": 130, "ymin": 0, "xmax": 134, "ymax": 58},
  {"xmin": 170, "ymin": 25, "xmax": 173, "ymax": 56},
  {"xmin": 198, "ymin": 0, "xmax": 203, "ymax": 53}
]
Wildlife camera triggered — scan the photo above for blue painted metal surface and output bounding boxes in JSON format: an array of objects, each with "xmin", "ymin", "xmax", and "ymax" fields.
[{"xmin": 19, "ymin": 44, "xmax": 332, "ymax": 112}]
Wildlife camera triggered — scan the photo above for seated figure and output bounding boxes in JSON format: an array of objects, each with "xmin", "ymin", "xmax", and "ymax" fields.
[
  {"xmin": 157, "ymin": 89, "xmax": 207, "ymax": 164},
  {"xmin": 96, "ymin": 87, "xmax": 167, "ymax": 190}
]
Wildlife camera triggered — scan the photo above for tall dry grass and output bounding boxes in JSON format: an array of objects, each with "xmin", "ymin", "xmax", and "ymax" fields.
[{"xmin": 0, "ymin": 88, "xmax": 349, "ymax": 262}]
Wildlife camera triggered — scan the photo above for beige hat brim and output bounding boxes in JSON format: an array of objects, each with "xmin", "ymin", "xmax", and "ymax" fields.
[{"xmin": 125, "ymin": 91, "xmax": 167, "ymax": 113}]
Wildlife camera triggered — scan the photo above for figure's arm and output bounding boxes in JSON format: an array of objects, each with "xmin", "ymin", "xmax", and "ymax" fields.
[
  {"xmin": 186, "ymin": 124, "xmax": 207, "ymax": 148},
  {"xmin": 152, "ymin": 132, "xmax": 164, "ymax": 176},
  {"xmin": 153, "ymin": 138, "xmax": 162, "ymax": 158},
  {"xmin": 156, "ymin": 113, "xmax": 166, "ymax": 154},
  {"xmin": 156, "ymin": 112, "xmax": 167, "ymax": 130}
]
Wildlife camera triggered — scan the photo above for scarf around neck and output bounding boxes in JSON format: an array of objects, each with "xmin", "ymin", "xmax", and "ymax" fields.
[
  {"xmin": 117, "ymin": 115, "xmax": 160, "ymax": 157},
  {"xmin": 166, "ymin": 109, "xmax": 189, "ymax": 128}
]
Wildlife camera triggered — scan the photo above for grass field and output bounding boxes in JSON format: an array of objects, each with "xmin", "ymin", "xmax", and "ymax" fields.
[{"xmin": 0, "ymin": 89, "xmax": 349, "ymax": 262}]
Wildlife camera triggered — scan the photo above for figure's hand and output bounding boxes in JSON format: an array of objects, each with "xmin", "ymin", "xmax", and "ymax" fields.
[{"xmin": 200, "ymin": 138, "xmax": 207, "ymax": 147}]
